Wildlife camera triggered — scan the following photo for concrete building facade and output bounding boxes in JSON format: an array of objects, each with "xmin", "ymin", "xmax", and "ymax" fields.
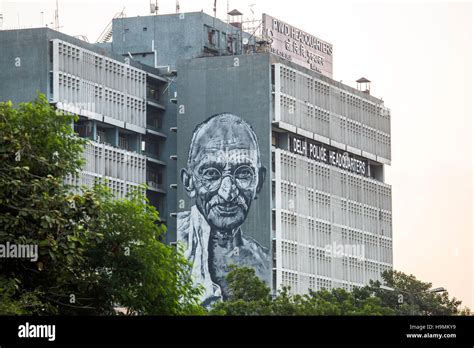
[
  {"xmin": 0, "ymin": 28, "xmax": 169, "ymax": 222},
  {"xmin": 271, "ymin": 60, "xmax": 392, "ymax": 293},
  {"xmin": 0, "ymin": 10, "xmax": 392, "ymax": 299},
  {"xmin": 173, "ymin": 52, "xmax": 392, "ymax": 297}
]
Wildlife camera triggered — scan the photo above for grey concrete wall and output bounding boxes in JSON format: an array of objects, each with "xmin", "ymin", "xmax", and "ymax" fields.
[
  {"xmin": 111, "ymin": 12, "xmax": 250, "ymax": 70},
  {"xmin": 0, "ymin": 29, "xmax": 49, "ymax": 103},
  {"xmin": 160, "ymin": 85, "xmax": 178, "ymax": 243},
  {"xmin": 112, "ymin": 13, "xmax": 203, "ymax": 69}
]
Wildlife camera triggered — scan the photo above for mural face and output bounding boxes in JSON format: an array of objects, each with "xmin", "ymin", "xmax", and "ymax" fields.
[{"xmin": 178, "ymin": 113, "xmax": 269, "ymax": 307}]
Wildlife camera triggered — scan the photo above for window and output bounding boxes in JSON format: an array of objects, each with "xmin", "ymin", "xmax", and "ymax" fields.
[
  {"xmin": 272, "ymin": 211, "xmax": 276, "ymax": 231},
  {"xmin": 272, "ymin": 132, "xmax": 279, "ymax": 147},
  {"xmin": 208, "ymin": 29, "xmax": 216, "ymax": 46},
  {"xmin": 149, "ymin": 115, "xmax": 162, "ymax": 130},
  {"xmin": 147, "ymin": 86, "xmax": 160, "ymax": 100},
  {"xmin": 222, "ymin": 32, "xmax": 227, "ymax": 47},
  {"xmin": 49, "ymin": 72, "xmax": 54, "ymax": 96},
  {"xmin": 119, "ymin": 136, "xmax": 129, "ymax": 150},
  {"xmin": 157, "ymin": 172, "xmax": 163, "ymax": 185},
  {"xmin": 97, "ymin": 130, "xmax": 106, "ymax": 143}
]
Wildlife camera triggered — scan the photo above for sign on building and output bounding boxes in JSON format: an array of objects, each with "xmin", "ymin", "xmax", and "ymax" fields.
[
  {"xmin": 262, "ymin": 14, "xmax": 333, "ymax": 78},
  {"xmin": 289, "ymin": 135, "xmax": 368, "ymax": 176}
]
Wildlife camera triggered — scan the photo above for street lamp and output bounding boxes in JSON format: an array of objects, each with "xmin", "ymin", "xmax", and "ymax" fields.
[
  {"xmin": 428, "ymin": 287, "xmax": 446, "ymax": 293},
  {"xmin": 380, "ymin": 285, "xmax": 446, "ymax": 315}
]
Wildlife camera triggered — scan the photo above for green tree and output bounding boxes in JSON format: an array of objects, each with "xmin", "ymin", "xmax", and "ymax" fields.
[
  {"xmin": 210, "ymin": 265, "xmax": 273, "ymax": 315},
  {"xmin": 211, "ymin": 266, "xmax": 468, "ymax": 316},
  {"xmin": 274, "ymin": 287, "xmax": 394, "ymax": 316},
  {"xmin": 365, "ymin": 270, "xmax": 464, "ymax": 315},
  {"xmin": 76, "ymin": 185, "xmax": 204, "ymax": 315},
  {"xmin": 0, "ymin": 95, "xmax": 89, "ymax": 314},
  {"xmin": 0, "ymin": 95, "xmax": 203, "ymax": 315},
  {"xmin": 458, "ymin": 307, "xmax": 472, "ymax": 316},
  {"xmin": 210, "ymin": 266, "xmax": 394, "ymax": 315}
]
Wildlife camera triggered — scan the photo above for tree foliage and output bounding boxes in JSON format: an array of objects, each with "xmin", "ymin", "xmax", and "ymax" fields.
[
  {"xmin": 210, "ymin": 266, "xmax": 469, "ymax": 316},
  {"xmin": 0, "ymin": 95, "xmax": 203, "ymax": 315},
  {"xmin": 76, "ymin": 186, "xmax": 204, "ymax": 315},
  {"xmin": 365, "ymin": 270, "xmax": 463, "ymax": 316},
  {"xmin": 210, "ymin": 266, "xmax": 394, "ymax": 315}
]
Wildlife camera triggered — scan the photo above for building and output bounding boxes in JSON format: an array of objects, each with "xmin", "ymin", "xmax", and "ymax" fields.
[
  {"xmin": 0, "ymin": 28, "xmax": 170, "ymax": 225},
  {"xmin": 175, "ymin": 53, "xmax": 392, "ymax": 302},
  {"xmin": 271, "ymin": 60, "xmax": 392, "ymax": 293},
  {"xmin": 0, "ymin": 10, "xmax": 392, "ymax": 302},
  {"xmin": 107, "ymin": 11, "xmax": 392, "ymax": 301}
]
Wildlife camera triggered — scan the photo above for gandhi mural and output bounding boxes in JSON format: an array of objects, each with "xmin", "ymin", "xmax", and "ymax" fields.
[{"xmin": 177, "ymin": 113, "xmax": 269, "ymax": 307}]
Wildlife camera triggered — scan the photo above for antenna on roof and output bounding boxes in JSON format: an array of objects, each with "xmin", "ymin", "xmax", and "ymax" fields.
[
  {"xmin": 176, "ymin": 0, "xmax": 180, "ymax": 13},
  {"xmin": 54, "ymin": 0, "xmax": 59, "ymax": 31},
  {"xmin": 53, "ymin": 1, "xmax": 64, "ymax": 31},
  {"xmin": 150, "ymin": 0, "xmax": 158, "ymax": 15},
  {"xmin": 213, "ymin": 0, "xmax": 217, "ymax": 18}
]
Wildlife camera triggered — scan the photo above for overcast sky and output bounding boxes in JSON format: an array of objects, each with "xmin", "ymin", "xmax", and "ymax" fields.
[{"xmin": 1, "ymin": 0, "xmax": 472, "ymax": 309}]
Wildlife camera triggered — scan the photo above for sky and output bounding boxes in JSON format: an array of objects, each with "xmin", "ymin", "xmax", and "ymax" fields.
[{"xmin": 0, "ymin": 0, "xmax": 472, "ymax": 309}]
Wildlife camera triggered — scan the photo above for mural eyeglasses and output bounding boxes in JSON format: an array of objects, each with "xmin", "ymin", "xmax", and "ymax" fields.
[{"xmin": 195, "ymin": 165, "xmax": 257, "ymax": 192}]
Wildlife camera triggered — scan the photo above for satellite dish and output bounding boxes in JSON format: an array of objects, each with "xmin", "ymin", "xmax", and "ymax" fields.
[{"xmin": 242, "ymin": 38, "xmax": 249, "ymax": 45}]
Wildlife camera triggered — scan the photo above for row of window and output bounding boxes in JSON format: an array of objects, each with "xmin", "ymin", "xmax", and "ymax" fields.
[
  {"xmin": 204, "ymin": 25, "xmax": 237, "ymax": 53},
  {"xmin": 57, "ymin": 41, "xmax": 145, "ymax": 82},
  {"xmin": 278, "ymin": 96, "xmax": 391, "ymax": 157},
  {"xmin": 65, "ymin": 172, "xmax": 144, "ymax": 198},
  {"xmin": 280, "ymin": 204, "xmax": 392, "ymax": 241},
  {"xmin": 278, "ymin": 151, "xmax": 392, "ymax": 209},
  {"xmin": 275, "ymin": 64, "xmax": 391, "ymax": 141},
  {"xmin": 82, "ymin": 142, "xmax": 146, "ymax": 184},
  {"xmin": 56, "ymin": 71, "xmax": 146, "ymax": 127},
  {"xmin": 53, "ymin": 39, "xmax": 147, "ymax": 128},
  {"xmin": 278, "ymin": 259, "xmax": 390, "ymax": 294}
]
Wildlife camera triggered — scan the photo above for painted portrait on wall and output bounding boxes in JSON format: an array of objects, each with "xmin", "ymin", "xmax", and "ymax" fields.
[{"xmin": 177, "ymin": 113, "xmax": 269, "ymax": 307}]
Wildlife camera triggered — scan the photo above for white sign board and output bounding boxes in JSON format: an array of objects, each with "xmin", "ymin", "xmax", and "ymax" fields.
[{"xmin": 262, "ymin": 14, "xmax": 333, "ymax": 78}]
